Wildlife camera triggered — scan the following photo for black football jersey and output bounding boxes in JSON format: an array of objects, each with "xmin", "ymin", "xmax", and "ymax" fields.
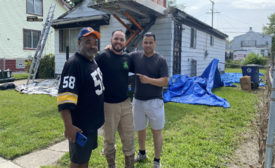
[{"xmin": 57, "ymin": 53, "xmax": 104, "ymax": 134}]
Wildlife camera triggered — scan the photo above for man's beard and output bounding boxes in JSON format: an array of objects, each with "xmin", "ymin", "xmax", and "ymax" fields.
[
  {"xmin": 112, "ymin": 44, "xmax": 124, "ymax": 52},
  {"xmin": 81, "ymin": 48, "xmax": 97, "ymax": 60}
]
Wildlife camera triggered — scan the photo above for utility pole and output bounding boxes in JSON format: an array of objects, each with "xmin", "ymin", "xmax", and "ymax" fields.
[
  {"xmin": 209, "ymin": 0, "xmax": 214, "ymax": 27},
  {"xmin": 207, "ymin": 0, "xmax": 220, "ymax": 28}
]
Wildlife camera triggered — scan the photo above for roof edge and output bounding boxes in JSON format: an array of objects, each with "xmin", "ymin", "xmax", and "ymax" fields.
[{"xmin": 169, "ymin": 7, "xmax": 228, "ymax": 39}]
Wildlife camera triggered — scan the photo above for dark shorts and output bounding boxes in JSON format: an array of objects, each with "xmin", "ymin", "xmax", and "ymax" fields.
[{"xmin": 69, "ymin": 131, "xmax": 98, "ymax": 164}]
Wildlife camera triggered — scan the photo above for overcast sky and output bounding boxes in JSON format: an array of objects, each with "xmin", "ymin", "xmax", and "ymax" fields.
[{"xmin": 176, "ymin": 0, "xmax": 275, "ymax": 40}]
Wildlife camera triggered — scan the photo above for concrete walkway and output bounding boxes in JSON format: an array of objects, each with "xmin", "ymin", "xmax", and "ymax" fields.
[
  {"xmin": 0, "ymin": 140, "xmax": 69, "ymax": 168},
  {"xmin": 0, "ymin": 140, "xmax": 68, "ymax": 168},
  {"xmin": 0, "ymin": 157, "xmax": 21, "ymax": 168},
  {"xmin": 14, "ymin": 140, "xmax": 69, "ymax": 168}
]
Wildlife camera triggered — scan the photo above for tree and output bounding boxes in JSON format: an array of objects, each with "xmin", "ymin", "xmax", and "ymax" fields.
[
  {"xmin": 263, "ymin": 13, "xmax": 275, "ymax": 36},
  {"xmin": 263, "ymin": 13, "xmax": 275, "ymax": 52}
]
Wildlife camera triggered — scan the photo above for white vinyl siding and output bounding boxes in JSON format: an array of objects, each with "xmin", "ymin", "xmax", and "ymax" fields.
[
  {"xmin": 181, "ymin": 25, "xmax": 225, "ymax": 76},
  {"xmin": 0, "ymin": 0, "xmax": 67, "ymax": 59}
]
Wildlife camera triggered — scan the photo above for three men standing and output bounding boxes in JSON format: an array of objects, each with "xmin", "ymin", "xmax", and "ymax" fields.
[{"xmin": 58, "ymin": 27, "xmax": 168, "ymax": 168}]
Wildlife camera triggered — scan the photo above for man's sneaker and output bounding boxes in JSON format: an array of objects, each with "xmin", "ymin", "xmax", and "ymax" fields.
[
  {"xmin": 153, "ymin": 161, "xmax": 162, "ymax": 168},
  {"xmin": 134, "ymin": 152, "xmax": 147, "ymax": 162}
]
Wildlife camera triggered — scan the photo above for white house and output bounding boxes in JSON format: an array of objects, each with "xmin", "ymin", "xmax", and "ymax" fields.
[
  {"xmin": 230, "ymin": 27, "xmax": 272, "ymax": 60},
  {"xmin": 0, "ymin": 0, "xmax": 69, "ymax": 71},
  {"xmin": 52, "ymin": 0, "xmax": 228, "ymax": 76}
]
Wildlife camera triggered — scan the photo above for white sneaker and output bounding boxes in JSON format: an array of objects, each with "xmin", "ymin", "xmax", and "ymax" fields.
[
  {"xmin": 153, "ymin": 161, "xmax": 162, "ymax": 168},
  {"xmin": 134, "ymin": 152, "xmax": 147, "ymax": 162}
]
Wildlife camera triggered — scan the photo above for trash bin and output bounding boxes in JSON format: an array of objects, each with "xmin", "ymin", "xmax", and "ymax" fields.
[
  {"xmin": 5, "ymin": 70, "xmax": 12, "ymax": 78},
  {"xmin": 241, "ymin": 64, "xmax": 260, "ymax": 89},
  {"xmin": 0, "ymin": 70, "xmax": 12, "ymax": 79}
]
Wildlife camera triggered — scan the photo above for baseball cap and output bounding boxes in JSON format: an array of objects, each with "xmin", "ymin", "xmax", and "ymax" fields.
[{"xmin": 78, "ymin": 27, "xmax": 100, "ymax": 40}]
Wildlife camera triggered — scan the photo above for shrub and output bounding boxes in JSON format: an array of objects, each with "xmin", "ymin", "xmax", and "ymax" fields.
[
  {"xmin": 225, "ymin": 59, "xmax": 243, "ymax": 68},
  {"xmin": 243, "ymin": 53, "xmax": 268, "ymax": 66},
  {"xmin": 25, "ymin": 54, "xmax": 55, "ymax": 79},
  {"xmin": 37, "ymin": 54, "xmax": 55, "ymax": 78}
]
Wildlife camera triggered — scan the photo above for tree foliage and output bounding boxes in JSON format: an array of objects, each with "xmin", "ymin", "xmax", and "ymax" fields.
[
  {"xmin": 263, "ymin": 13, "xmax": 275, "ymax": 52},
  {"xmin": 263, "ymin": 13, "xmax": 275, "ymax": 36}
]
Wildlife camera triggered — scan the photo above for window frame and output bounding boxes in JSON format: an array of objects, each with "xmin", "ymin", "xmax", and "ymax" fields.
[
  {"xmin": 190, "ymin": 28, "xmax": 197, "ymax": 49},
  {"xmin": 59, "ymin": 28, "xmax": 81, "ymax": 53},
  {"xmin": 210, "ymin": 35, "xmax": 214, "ymax": 46},
  {"xmin": 23, "ymin": 29, "xmax": 41, "ymax": 50},
  {"xmin": 26, "ymin": 0, "xmax": 43, "ymax": 16}
]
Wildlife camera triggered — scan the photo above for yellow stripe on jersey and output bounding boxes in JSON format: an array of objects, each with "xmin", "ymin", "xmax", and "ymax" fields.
[{"xmin": 57, "ymin": 92, "xmax": 78, "ymax": 105}]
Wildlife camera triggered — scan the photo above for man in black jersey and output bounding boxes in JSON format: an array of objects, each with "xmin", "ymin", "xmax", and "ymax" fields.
[
  {"xmin": 95, "ymin": 30, "xmax": 135, "ymax": 168},
  {"xmin": 57, "ymin": 27, "xmax": 104, "ymax": 168}
]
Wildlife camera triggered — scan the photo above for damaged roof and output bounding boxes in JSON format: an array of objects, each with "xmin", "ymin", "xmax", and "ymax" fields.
[
  {"xmin": 52, "ymin": 0, "xmax": 110, "ymax": 29},
  {"xmin": 52, "ymin": 0, "xmax": 228, "ymax": 39}
]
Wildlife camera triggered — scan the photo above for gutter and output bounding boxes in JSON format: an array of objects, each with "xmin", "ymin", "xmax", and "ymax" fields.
[{"xmin": 52, "ymin": 15, "xmax": 108, "ymax": 26}]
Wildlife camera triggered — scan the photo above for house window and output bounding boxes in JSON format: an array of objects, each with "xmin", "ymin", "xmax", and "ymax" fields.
[
  {"xmin": 190, "ymin": 28, "xmax": 197, "ymax": 48},
  {"xmin": 241, "ymin": 40, "xmax": 256, "ymax": 47},
  {"xmin": 23, "ymin": 29, "xmax": 41, "ymax": 49},
  {"xmin": 261, "ymin": 49, "xmax": 265, "ymax": 56},
  {"xmin": 210, "ymin": 35, "xmax": 214, "ymax": 46},
  {"xmin": 59, "ymin": 28, "xmax": 100, "ymax": 53},
  {"xmin": 27, "ymin": 0, "xmax": 43, "ymax": 16},
  {"xmin": 59, "ymin": 28, "xmax": 81, "ymax": 53}
]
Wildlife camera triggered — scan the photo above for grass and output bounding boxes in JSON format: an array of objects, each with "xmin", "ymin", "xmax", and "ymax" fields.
[
  {"xmin": 11, "ymin": 73, "xmax": 28, "ymax": 80},
  {"xmin": 0, "ymin": 90, "xmax": 63, "ymax": 159},
  {"xmin": 0, "ymin": 67, "xmax": 261, "ymax": 167},
  {"xmin": 43, "ymin": 85, "xmax": 258, "ymax": 168},
  {"xmin": 225, "ymin": 67, "xmax": 266, "ymax": 74}
]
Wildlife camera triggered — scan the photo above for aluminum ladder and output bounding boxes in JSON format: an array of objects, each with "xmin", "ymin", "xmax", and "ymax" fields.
[{"xmin": 26, "ymin": 4, "xmax": 56, "ymax": 85}]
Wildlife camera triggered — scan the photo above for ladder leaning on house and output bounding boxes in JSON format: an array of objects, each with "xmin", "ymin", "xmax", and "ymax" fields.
[{"xmin": 26, "ymin": 4, "xmax": 56, "ymax": 85}]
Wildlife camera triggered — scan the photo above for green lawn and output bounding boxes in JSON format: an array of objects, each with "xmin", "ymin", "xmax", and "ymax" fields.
[
  {"xmin": 0, "ymin": 90, "xmax": 63, "ymax": 159},
  {"xmin": 225, "ymin": 67, "xmax": 266, "ymax": 74},
  {"xmin": 12, "ymin": 73, "xmax": 28, "ymax": 80},
  {"xmin": 0, "ymin": 68, "xmax": 262, "ymax": 167},
  {"xmin": 43, "ymin": 86, "xmax": 258, "ymax": 168}
]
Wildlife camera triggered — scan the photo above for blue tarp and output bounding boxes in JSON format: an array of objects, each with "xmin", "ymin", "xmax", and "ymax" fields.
[
  {"xmin": 163, "ymin": 59, "xmax": 230, "ymax": 108},
  {"xmin": 221, "ymin": 72, "xmax": 265, "ymax": 87}
]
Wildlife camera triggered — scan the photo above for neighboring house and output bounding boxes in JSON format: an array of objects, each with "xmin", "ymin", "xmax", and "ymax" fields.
[
  {"xmin": 0, "ymin": 0, "xmax": 69, "ymax": 72},
  {"xmin": 230, "ymin": 27, "xmax": 272, "ymax": 60},
  {"xmin": 52, "ymin": 0, "xmax": 227, "ymax": 77}
]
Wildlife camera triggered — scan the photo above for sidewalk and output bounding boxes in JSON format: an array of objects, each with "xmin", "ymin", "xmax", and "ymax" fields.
[
  {"xmin": 0, "ymin": 157, "xmax": 21, "ymax": 168},
  {"xmin": 0, "ymin": 140, "xmax": 68, "ymax": 168}
]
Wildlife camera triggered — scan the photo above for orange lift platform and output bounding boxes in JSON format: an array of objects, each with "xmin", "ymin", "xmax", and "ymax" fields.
[{"xmin": 89, "ymin": 0, "xmax": 167, "ymax": 52}]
